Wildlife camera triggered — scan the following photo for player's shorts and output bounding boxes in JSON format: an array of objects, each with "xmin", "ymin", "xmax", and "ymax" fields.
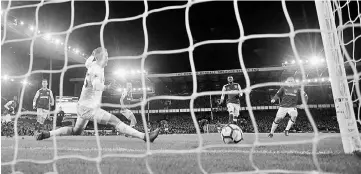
[
  {"xmin": 37, "ymin": 108, "xmax": 50, "ymax": 124},
  {"xmin": 120, "ymin": 109, "xmax": 137, "ymax": 126},
  {"xmin": 77, "ymin": 104, "xmax": 111, "ymax": 124},
  {"xmin": 227, "ymin": 103, "xmax": 241, "ymax": 116},
  {"xmin": 276, "ymin": 107, "xmax": 298, "ymax": 119}
]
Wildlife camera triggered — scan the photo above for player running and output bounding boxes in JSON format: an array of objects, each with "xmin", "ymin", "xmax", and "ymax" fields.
[
  {"xmin": 35, "ymin": 47, "xmax": 160, "ymax": 142},
  {"xmin": 219, "ymin": 75, "xmax": 243, "ymax": 124},
  {"xmin": 33, "ymin": 79, "xmax": 54, "ymax": 132},
  {"xmin": 268, "ymin": 77, "xmax": 308, "ymax": 138},
  {"xmin": 120, "ymin": 82, "xmax": 139, "ymax": 128}
]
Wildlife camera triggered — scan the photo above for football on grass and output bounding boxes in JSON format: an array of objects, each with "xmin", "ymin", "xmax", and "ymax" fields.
[{"xmin": 221, "ymin": 124, "xmax": 243, "ymax": 144}]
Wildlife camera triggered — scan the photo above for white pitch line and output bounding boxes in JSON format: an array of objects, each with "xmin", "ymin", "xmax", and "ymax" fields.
[{"xmin": 1, "ymin": 146, "xmax": 343, "ymax": 155}]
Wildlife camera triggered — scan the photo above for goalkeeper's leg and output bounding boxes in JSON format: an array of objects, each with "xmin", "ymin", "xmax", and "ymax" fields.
[
  {"xmin": 36, "ymin": 117, "xmax": 89, "ymax": 140},
  {"xmin": 284, "ymin": 108, "xmax": 298, "ymax": 136},
  {"xmin": 36, "ymin": 108, "xmax": 159, "ymax": 142},
  {"xmin": 100, "ymin": 109, "xmax": 159, "ymax": 142},
  {"xmin": 269, "ymin": 107, "xmax": 287, "ymax": 138}
]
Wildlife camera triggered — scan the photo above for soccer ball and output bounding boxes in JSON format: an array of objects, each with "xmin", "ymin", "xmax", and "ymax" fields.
[{"xmin": 221, "ymin": 124, "xmax": 243, "ymax": 144}]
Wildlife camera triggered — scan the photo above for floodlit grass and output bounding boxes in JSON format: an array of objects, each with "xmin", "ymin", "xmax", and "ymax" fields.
[{"xmin": 2, "ymin": 133, "xmax": 361, "ymax": 174}]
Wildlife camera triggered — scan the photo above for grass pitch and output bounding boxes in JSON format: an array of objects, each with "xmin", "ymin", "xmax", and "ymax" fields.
[{"xmin": 1, "ymin": 133, "xmax": 361, "ymax": 174}]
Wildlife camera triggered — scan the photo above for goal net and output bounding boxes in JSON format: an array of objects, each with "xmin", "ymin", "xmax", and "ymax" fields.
[{"xmin": 1, "ymin": 0, "xmax": 360, "ymax": 173}]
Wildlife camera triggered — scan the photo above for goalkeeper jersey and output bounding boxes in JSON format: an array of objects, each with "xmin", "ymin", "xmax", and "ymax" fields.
[{"xmin": 272, "ymin": 86, "xmax": 308, "ymax": 108}]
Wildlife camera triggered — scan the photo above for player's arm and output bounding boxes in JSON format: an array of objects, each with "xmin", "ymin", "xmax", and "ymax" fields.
[
  {"xmin": 85, "ymin": 55, "xmax": 95, "ymax": 69},
  {"xmin": 297, "ymin": 90, "xmax": 308, "ymax": 109},
  {"xmin": 92, "ymin": 76, "xmax": 108, "ymax": 91},
  {"xmin": 237, "ymin": 84, "xmax": 243, "ymax": 97},
  {"xmin": 33, "ymin": 90, "xmax": 40, "ymax": 109},
  {"xmin": 4, "ymin": 101, "xmax": 12, "ymax": 110},
  {"xmin": 271, "ymin": 87, "xmax": 284, "ymax": 103},
  {"xmin": 49, "ymin": 90, "xmax": 55, "ymax": 106},
  {"xmin": 120, "ymin": 91, "xmax": 126, "ymax": 107},
  {"xmin": 220, "ymin": 86, "xmax": 226, "ymax": 104}
]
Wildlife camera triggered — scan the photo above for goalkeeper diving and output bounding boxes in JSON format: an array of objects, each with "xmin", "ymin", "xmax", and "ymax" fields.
[
  {"xmin": 268, "ymin": 77, "xmax": 308, "ymax": 137},
  {"xmin": 35, "ymin": 47, "xmax": 160, "ymax": 142}
]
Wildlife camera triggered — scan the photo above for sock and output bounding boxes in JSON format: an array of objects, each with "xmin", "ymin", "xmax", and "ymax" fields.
[
  {"xmin": 285, "ymin": 119, "xmax": 295, "ymax": 131},
  {"xmin": 233, "ymin": 115, "xmax": 238, "ymax": 123},
  {"xmin": 228, "ymin": 114, "xmax": 234, "ymax": 124},
  {"xmin": 270, "ymin": 121, "xmax": 279, "ymax": 134},
  {"xmin": 50, "ymin": 127, "xmax": 73, "ymax": 136},
  {"xmin": 116, "ymin": 122, "xmax": 144, "ymax": 139}
]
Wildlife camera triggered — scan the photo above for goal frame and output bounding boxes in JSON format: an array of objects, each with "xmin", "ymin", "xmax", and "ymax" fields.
[{"xmin": 315, "ymin": 0, "xmax": 361, "ymax": 153}]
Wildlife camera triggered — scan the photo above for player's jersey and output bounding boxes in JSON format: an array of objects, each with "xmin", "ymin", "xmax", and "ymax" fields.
[
  {"xmin": 121, "ymin": 89, "xmax": 133, "ymax": 109},
  {"xmin": 36, "ymin": 88, "xmax": 52, "ymax": 110},
  {"xmin": 273, "ymin": 86, "xmax": 307, "ymax": 108},
  {"xmin": 78, "ymin": 63, "xmax": 104, "ymax": 108},
  {"xmin": 223, "ymin": 83, "xmax": 241, "ymax": 104}
]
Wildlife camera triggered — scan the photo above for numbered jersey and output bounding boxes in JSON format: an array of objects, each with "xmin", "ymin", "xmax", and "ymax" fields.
[
  {"xmin": 223, "ymin": 83, "xmax": 241, "ymax": 104},
  {"xmin": 78, "ymin": 63, "xmax": 104, "ymax": 108},
  {"xmin": 36, "ymin": 88, "xmax": 52, "ymax": 110}
]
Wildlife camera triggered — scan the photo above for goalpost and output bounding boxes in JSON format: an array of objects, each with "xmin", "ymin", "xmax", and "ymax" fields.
[{"xmin": 315, "ymin": 0, "xmax": 361, "ymax": 153}]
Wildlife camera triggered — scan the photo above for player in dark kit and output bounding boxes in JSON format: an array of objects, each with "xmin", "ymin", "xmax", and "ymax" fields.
[
  {"xmin": 33, "ymin": 79, "xmax": 54, "ymax": 132},
  {"xmin": 220, "ymin": 76, "xmax": 243, "ymax": 124},
  {"xmin": 56, "ymin": 106, "xmax": 65, "ymax": 127},
  {"xmin": 268, "ymin": 77, "xmax": 308, "ymax": 137}
]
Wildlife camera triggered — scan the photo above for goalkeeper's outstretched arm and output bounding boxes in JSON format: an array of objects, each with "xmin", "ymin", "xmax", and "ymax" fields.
[{"xmin": 85, "ymin": 55, "xmax": 95, "ymax": 69}]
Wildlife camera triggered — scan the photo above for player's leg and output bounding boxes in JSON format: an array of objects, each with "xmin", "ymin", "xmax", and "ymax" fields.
[
  {"xmin": 36, "ymin": 116, "xmax": 88, "ymax": 140},
  {"xmin": 36, "ymin": 108, "xmax": 45, "ymax": 132},
  {"xmin": 233, "ymin": 104, "xmax": 241, "ymax": 125},
  {"xmin": 95, "ymin": 109, "xmax": 159, "ymax": 142},
  {"xmin": 227, "ymin": 103, "xmax": 235, "ymax": 124},
  {"xmin": 284, "ymin": 108, "xmax": 298, "ymax": 136},
  {"xmin": 122, "ymin": 109, "xmax": 137, "ymax": 128},
  {"xmin": 269, "ymin": 107, "xmax": 287, "ymax": 137}
]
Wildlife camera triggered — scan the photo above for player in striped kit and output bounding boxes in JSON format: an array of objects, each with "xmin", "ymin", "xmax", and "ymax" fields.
[
  {"xmin": 35, "ymin": 47, "xmax": 159, "ymax": 142},
  {"xmin": 120, "ymin": 82, "xmax": 139, "ymax": 128},
  {"xmin": 268, "ymin": 77, "xmax": 308, "ymax": 137},
  {"xmin": 220, "ymin": 75, "xmax": 243, "ymax": 124},
  {"xmin": 33, "ymin": 79, "xmax": 54, "ymax": 132}
]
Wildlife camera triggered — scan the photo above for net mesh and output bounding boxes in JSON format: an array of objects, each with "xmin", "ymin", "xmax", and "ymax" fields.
[{"xmin": 1, "ymin": 0, "xmax": 360, "ymax": 173}]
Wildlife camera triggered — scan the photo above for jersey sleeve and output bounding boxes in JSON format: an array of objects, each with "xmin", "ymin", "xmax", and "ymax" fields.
[{"xmin": 272, "ymin": 87, "xmax": 284, "ymax": 100}]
